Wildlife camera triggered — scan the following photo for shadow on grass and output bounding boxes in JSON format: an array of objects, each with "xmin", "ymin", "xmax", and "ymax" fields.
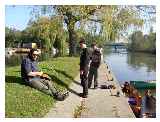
[
  {"xmin": 42, "ymin": 67, "xmax": 81, "ymax": 86},
  {"xmin": 5, "ymin": 75, "xmax": 26, "ymax": 86},
  {"xmin": 50, "ymin": 75, "xmax": 80, "ymax": 96},
  {"xmin": 54, "ymin": 69, "xmax": 74, "ymax": 80},
  {"xmin": 54, "ymin": 69, "xmax": 81, "ymax": 86}
]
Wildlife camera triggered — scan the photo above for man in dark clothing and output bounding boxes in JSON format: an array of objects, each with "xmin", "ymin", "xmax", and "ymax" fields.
[
  {"xmin": 88, "ymin": 43, "xmax": 101, "ymax": 89},
  {"xmin": 79, "ymin": 39, "xmax": 90, "ymax": 98},
  {"xmin": 21, "ymin": 48, "xmax": 69, "ymax": 101}
]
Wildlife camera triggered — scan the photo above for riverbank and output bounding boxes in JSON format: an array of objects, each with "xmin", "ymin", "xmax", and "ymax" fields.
[
  {"xmin": 127, "ymin": 49, "xmax": 156, "ymax": 54},
  {"xmin": 5, "ymin": 57, "xmax": 79, "ymax": 117}
]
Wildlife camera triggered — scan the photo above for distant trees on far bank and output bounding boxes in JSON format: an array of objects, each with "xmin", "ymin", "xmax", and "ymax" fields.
[{"xmin": 128, "ymin": 29, "xmax": 156, "ymax": 54}]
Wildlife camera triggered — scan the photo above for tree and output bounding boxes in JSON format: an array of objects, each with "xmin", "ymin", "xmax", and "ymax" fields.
[
  {"xmin": 26, "ymin": 16, "xmax": 64, "ymax": 51},
  {"xmin": 100, "ymin": 6, "xmax": 143, "ymax": 42},
  {"xmin": 130, "ymin": 31, "xmax": 144, "ymax": 50},
  {"xmin": 5, "ymin": 27, "xmax": 22, "ymax": 48},
  {"xmin": 129, "ymin": 30, "xmax": 156, "ymax": 53},
  {"xmin": 31, "ymin": 5, "xmax": 154, "ymax": 56},
  {"xmin": 55, "ymin": 5, "xmax": 102, "ymax": 56}
]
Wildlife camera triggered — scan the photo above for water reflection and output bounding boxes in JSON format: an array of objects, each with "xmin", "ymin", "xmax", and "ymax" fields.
[
  {"xmin": 5, "ymin": 53, "xmax": 27, "ymax": 67},
  {"xmin": 103, "ymin": 47, "xmax": 156, "ymax": 83},
  {"xmin": 127, "ymin": 52, "xmax": 156, "ymax": 72}
]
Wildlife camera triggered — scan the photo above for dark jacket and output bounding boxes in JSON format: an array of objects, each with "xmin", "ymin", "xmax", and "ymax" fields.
[
  {"xmin": 80, "ymin": 48, "xmax": 90, "ymax": 71},
  {"xmin": 90, "ymin": 49, "xmax": 101, "ymax": 68}
]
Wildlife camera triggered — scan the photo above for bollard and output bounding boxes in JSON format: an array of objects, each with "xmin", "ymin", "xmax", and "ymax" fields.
[{"xmin": 116, "ymin": 91, "xmax": 120, "ymax": 97}]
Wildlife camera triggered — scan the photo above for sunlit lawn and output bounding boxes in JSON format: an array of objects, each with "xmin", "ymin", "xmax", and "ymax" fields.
[{"xmin": 5, "ymin": 57, "xmax": 79, "ymax": 117}]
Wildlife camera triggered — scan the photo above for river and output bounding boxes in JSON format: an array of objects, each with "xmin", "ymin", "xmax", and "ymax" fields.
[{"xmin": 103, "ymin": 47, "xmax": 156, "ymax": 84}]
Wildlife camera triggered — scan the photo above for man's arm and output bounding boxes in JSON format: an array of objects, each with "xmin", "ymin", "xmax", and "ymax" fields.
[
  {"xmin": 28, "ymin": 72, "xmax": 51, "ymax": 80},
  {"xmin": 28, "ymin": 71, "xmax": 43, "ymax": 77}
]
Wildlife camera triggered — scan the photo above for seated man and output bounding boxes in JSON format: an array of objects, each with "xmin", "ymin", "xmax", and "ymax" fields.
[{"xmin": 21, "ymin": 48, "xmax": 69, "ymax": 101}]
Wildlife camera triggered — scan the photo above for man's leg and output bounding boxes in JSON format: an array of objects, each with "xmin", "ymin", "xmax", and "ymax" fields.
[
  {"xmin": 40, "ymin": 79, "xmax": 69, "ymax": 100},
  {"xmin": 28, "ymin": 77, "xmax": 53, "ymax": 96},
  {"xmin": 88, "ymin": 67, "xmax": 94, "ymax": 88},
  {"xmin": 29, "ymin": 77, "xmax": 68, "ymax": 100},
  {"xmin": 83, "ymin": 67, "xmax": 89, "ymax": 97},
  {"xmin": 83, "ymin": 75, "xmax": 88, "ymax": 96},
  {"xmin": 41, "ymin": 79, "xmax": 58, "ymax": 95},
  {"xmin": 94, "ymin": 67, "xmax": 98, "ymax": 88}
]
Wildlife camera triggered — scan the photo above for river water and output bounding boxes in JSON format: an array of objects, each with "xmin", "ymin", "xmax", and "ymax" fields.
[{"xmin": 103, "ymin": 47, "xmax": 156, "ymax": 84}]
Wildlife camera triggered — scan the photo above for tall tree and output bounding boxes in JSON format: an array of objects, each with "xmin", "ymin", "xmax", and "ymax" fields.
[
  {"xmin": 55, "ymin": 5, "xmax": 102, "ymax": 56},
  {"xmin": 26, "ymin": 16, "xmax": 64, "ymax": 51},
  {"xmin": 5, "ymin": 27, "xmax": 22, "ymax": 48},
  {"xmin": 100, "ymin": 6, "xmax": 143, "ymax": 42}
]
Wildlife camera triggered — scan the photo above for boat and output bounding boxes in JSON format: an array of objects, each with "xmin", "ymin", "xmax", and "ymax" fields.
[
  {"xmin": 130, "ymin": 81, "xmax": 156, "ymax": 89},
  {"xmin": 140, "ymin": 90, "xmax": 156, "ymax": 118},
  {"xmin": 122, "ymin": 82, "xmax": 156, "ymax": 118}
]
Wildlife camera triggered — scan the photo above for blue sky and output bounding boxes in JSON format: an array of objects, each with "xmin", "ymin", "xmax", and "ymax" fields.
[{"xmin": 5, "ymin": 5, "xmax": 33, "ymax": 30}]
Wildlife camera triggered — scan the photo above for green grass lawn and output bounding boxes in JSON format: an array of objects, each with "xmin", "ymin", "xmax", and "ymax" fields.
[{"xmin": 5, "ymin": 57, "xmax": 79, "ymax": 117}]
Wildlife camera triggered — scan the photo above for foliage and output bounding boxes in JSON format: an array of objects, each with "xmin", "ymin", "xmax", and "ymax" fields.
[
  {"xmin": 54, "ymin": 5, "xmax": 102, "ymax": 56},
  {"xmin": 26, "ymin": 16, "xmax": 64, "ymax": 51},
  {"xmin": 100, "ymin": 6, "xmax": 143, "ymax": 42},
  {"xmin": 5, "ymin": 27, "xmax": 22, "ymax": 47},
  {"xmin": 128, "ymin": 30, "xmax": 156, "ymax": 53}
]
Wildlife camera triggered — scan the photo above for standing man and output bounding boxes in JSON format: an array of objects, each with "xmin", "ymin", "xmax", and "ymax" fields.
[
  {"xmin": 21, "ymin": 48, "xmax": 69, "ymax": 101},
  {"xmin": 88, "ymin": 42, "xmax": 101, "ymax": 89},
  {"xmin": 79, "ymin": 38, "xmax": 90, "ymax": 98}
]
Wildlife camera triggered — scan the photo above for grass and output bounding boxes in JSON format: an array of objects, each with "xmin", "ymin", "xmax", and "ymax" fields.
[
  {"xmin": 5, "ymin": 57, "xmax": 79, "ymax": 117},
  {"xmin": 73, "ymin": 100, "xmax": 88, "ymax": 118}
]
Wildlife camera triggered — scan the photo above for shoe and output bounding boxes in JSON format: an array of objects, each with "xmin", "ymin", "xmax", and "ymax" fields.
[
  {"xmin": 63, "ymin": 91, "xmax": 69, "ymax": 97},
  {"xmin": 55, "ymin": 94, "xmax": 65, "ymax": 101},
  {"xmin": 55, "ymin": 92, "xmax": 69, "ymax": 101},
  {"xmin": 94, "ymin": 85, "xmax": 98, "ymax": 89},
  {"xmin": 100, "ymin": 85, "xmax": 108, "ymax": 89},
  {"xmin": 82, "ymin": 95, "xmax": 88, "ymax": 98},
  {"xmin": 79, "ymin": 93, "xmax": 88, "ymax": 98}
]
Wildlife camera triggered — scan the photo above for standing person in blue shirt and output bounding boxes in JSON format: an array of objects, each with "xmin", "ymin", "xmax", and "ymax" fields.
[{"xmin": 21, "ymin": 48, "xmax": 69, "ymax": 101}]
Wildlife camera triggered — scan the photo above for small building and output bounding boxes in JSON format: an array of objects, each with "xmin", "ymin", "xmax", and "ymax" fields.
[{"xmin": 22, "ymin": 43, "xmax": 37, "ymax": 49}]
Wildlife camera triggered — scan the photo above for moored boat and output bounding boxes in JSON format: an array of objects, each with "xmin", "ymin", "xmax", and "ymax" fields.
[
  {"xmin": 130, "ymin": 81, "xmax": 156, "ymax": 89},
  {"xmin": 122, "ymin": 82, "xmax": 156, "ymax": 118}
]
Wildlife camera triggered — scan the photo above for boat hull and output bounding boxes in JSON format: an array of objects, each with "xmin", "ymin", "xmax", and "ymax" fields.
[{"xmin": 130, "ymin": 81, "xmax": 156, "ymax": 89}]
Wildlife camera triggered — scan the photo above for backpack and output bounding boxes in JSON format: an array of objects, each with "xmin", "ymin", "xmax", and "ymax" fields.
[{"xmin": 91, "ymin": 49, "xmax": 101, "ymax": 67}]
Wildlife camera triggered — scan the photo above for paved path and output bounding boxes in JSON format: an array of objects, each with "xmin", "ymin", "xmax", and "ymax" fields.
[{"xmin": 45, "ymin": 63, "xmax": 135, "ymax": 118}]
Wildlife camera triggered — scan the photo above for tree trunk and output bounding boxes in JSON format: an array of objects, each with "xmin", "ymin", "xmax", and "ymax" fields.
[{"xmin": 68, "ymin": 22, "xmax": 77, "ymax": 56}]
